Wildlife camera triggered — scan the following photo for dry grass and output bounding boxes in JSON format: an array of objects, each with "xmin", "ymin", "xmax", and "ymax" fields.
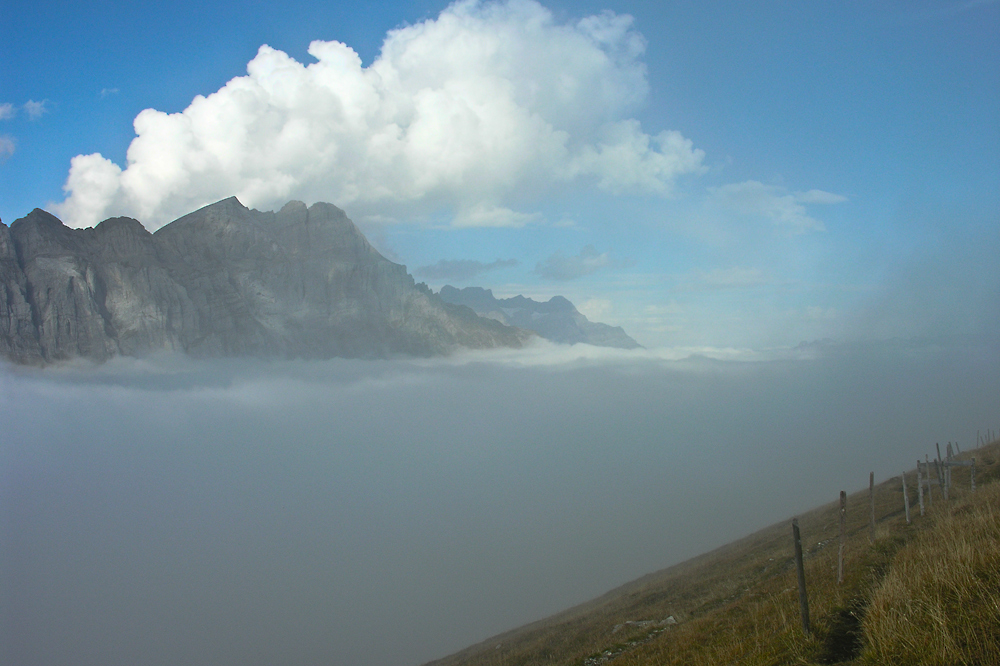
[
  {"xmin": 859, "ymin": 482, "xmax": 1000, "ymax": 665},
  {"xmin": 424, "ymin": 437, "xmax": 1000, "ymax": 666}
]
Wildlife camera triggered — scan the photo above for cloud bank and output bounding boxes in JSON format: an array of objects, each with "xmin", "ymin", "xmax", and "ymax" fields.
[
  {"xmin": 54, "ymin": 0, "xmax": 705, "ymax": 230},
  {"xmin": 3, "ymin": 342, "xmax": 997, "ymax": 666}
]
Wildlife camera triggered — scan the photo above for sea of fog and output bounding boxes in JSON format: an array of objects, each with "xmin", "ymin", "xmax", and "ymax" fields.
[{"xmin": 2, "ymin": 339, "xmax": 998, "ymax": 666}]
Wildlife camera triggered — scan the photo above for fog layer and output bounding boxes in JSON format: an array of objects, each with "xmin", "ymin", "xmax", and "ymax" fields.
[{"xmin": 2, "ymin": 341, "xmax": 997, "ymax": 666}]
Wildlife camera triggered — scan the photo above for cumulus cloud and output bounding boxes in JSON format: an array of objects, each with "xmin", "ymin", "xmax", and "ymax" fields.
[
  {"xmin": 710, "ymin": 180, "xmax": 846, "ymax": 233},
  {"xmin": 535, "ymin": 244, "xmax": 610, "ymax": 280},
  {"xmin": 415, "ymin": 257, "xmax": 518, "ymax": 281},
  {"xmin": 53, "ymin": 0, "xmax": 705, "ymax": 230},
  {"xmin": 56, "ymin": 153, "xmax": 124, "ymax": 230},
  {"xmin": 23, "ymin": 99, "xmax": 48, "ymax": 120},
  {"xmin": 0, "ymin": 103, "xmax": 15, "ymax": 120}
]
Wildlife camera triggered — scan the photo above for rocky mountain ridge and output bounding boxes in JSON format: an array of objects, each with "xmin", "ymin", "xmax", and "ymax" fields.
[
  {"xmin": 0, "ymin": 198, "xmax": 530, "ymax": 365},
  {"xmin": 438, "ymin": 285, "xmax": 641, "ymax": 349}
]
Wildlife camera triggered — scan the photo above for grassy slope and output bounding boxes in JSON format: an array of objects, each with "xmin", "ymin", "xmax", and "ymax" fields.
[{"xmin": 424, "ymin": 438, "xmax": 1000, "ymax": 666}]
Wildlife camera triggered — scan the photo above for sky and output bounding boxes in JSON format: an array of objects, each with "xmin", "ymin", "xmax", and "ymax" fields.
[{"xmin": 2, "ymin": 0, "xmax": 997, "ymax": 351}]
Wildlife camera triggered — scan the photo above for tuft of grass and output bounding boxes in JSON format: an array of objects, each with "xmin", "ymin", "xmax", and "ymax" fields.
[{"xmin": 859, "ymin": 482, "xmax": 1000, "ymax": 665}]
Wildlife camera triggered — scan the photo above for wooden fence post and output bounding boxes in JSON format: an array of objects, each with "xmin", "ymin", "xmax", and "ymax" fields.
[
  {"xmin": 971, "ymin": 458, "xmax": 976, "ymax": 493},
  {"xmin": 946, "ymin": 443, "xmax": 954, "ymax": 491},
  {"xmin": 838, "ymin": 491, "xmax": 846, "ymax": 584},
  {"xmin": 869, "ymin": 472, "xmax": 876, "ymax": 543},
  {"xmin": 917, "ymin": 461, "xmax": 925, "ymax": 516},
  {"xmin": 792, "ymin": 518, "xmax": 810, "ymax": 635},
  {"xmin": 902, "ymin": 471, "xmax": 910, "ymax": 524},
  {"xmin": 935, "ymin": 444, "xmax": 948, "ymax": 501},
  {"xmin": 925, "ymin": 456, "xmax": 933, "ymax": 506}
]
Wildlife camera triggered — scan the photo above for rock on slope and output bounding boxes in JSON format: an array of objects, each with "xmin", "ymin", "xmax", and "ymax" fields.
[
  {"xmin": 438, "ymin": 285, "xmax": 641, "ymax": 349},
  {"xmin": 0, "ymin": 198, "xmax": 530, "ymax": 364}
]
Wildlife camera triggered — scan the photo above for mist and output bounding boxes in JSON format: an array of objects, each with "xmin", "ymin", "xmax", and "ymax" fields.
[{"xmin": 2, "ymin": 340, "xmax": 998, "ymax": 666}]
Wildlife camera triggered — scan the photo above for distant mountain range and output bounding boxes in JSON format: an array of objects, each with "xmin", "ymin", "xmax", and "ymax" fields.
[
  {"xmin": 0, "ymin": 198, "xmax": 529, "ymax": 364},
  {"xmin": 438, "ymin": 286, "xmax": 641, "ymax": 349},
  {"xmin": 0, "ymin": 197, "xmax": 640, "ymax": 365}
]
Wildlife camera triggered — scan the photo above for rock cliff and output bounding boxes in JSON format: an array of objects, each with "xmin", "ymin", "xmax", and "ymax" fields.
[
  {"xmin": 0, "ymin": 198, "xmax": 530, "ymax": 364},
  {"xmin": 438, "ymin": 285, "xmax": 641, "ymax": 349}
]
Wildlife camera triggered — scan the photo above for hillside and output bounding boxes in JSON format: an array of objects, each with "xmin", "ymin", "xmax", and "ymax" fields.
[{"xmin": 426, "ymin": 434, "xmax": 1000, "ymax": 666}]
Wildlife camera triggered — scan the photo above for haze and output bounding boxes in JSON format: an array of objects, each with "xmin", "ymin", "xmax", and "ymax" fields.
[
  {"xmin": 3, "ymin": 341, "xmax": 997, "ymax": 666},
  {"xmin": 1, "ymin": 1, "xmax": 997, "ymax": 663}
]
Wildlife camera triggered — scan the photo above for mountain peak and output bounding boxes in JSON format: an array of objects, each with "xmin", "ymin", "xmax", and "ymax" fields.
[
  {"xmin": 0, "ymin": 200, "xmax": 531, "ymax": 365},
  {"xmin": 439, "ymin": 285, "xmax": 641, "ymax": 349},
  {"xmin": 11, "ymin": 208, "xmax": 65, "ymax": 231}
]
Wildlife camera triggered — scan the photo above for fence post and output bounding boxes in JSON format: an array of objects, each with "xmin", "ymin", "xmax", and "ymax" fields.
[
  {"xmin": 946, "ymin": 443, "xmax": 954, "ymax": 491},
  {"xmin": 902, "ymin": 471, "xmax": 910, "ymax": 524},
  {"xmin": 838, "ymin": 491, "xmax": 846, "ymax": 584},
  {"xmin": 935, "ymin": 444, "xmax": 947, "ymax": 501},
  {"xmin": 924, "ymin": 457, "xmax": 933, "ymax": 506},
  {"xmin": 917, "ymin": 461, "xmax": 925, "ymax": 516},
  {"xmin": 869, "ymin": 472, "xmax": 876, "ymax": 543},
  {"xmin": 971, "ymin": 458, "xmax": 976, "ymax": 493},
  {"xmin": 792, "ymin": 518, "xmax": 810, "ymax": 635}
]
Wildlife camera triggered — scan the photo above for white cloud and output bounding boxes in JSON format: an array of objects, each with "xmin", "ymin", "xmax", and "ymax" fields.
[
  {"xmin": 795, "ymin": 189, "xmax": 848, "ymax": 205},
  {"xmin": 53, "ymin": 0, "xmax": 705, "ymax": 230},
  {"xmin": 577, "ymin": 298, "xmax": 612, "ymax": 321},
  {"xmin": 56, "ymin": 153, "xmax": 123, "ymax": 226},
  {"xmin": 23, "ymin": 99, "xmax": 48, "ymax": 120},
  {"xmin": 0, "ymin": 135, "xmax": 14, "ymax": 160},
  {"xmin": 535, "ymin": 244, "xmax": 610, "ymax": 280},
  {"xmin": 709, "ymin": 180, "xmax": 846, "ymax": 233},
  {"xmin": 452, "ymin": 203, "xmax": 541, "ymax": 228},
  {"xmin": 0, "ymin": 103, "xmax": 15, "ymax": 120}
]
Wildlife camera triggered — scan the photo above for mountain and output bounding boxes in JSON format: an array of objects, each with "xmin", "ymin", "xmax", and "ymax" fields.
[
  {"xmin": 438, "ymin": 285, "xmax": 641, "ymax": 349},
  {"xmin": 0, "ymin": 198, "xmax": 530, "ymax": 364}
]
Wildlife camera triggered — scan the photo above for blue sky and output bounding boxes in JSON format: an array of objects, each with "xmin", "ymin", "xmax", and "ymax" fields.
[{"xmin": 2, "ymin": 0, "xmax": 997, "ymax": 350}]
